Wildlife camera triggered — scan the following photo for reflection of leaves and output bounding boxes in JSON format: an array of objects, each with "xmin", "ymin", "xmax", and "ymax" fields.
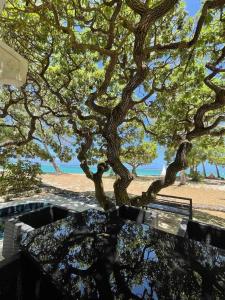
[{"xmin": 21, "ymin": 209, "xmax": 225, "ymax": 299}]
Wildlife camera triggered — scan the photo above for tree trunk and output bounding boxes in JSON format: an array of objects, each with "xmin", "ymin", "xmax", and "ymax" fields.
[
  {"xmin": 76, "ymin": 132, "xmax": 115, "ymax": 210},
  {"xmin": 105, "ymin": 130, "xmax": 133, "ymax": 206},
  {"xmin": 179, "ymin": 170, "xmax": 186, "ymax": 185},
  {"xmin": 190, "ymin": 166, "xmax": 194, "ymax": 173},
  {"xmin": 81, "ymin": 160, "xmax": 115, "ymax": 210},
  {"xmin": 113, "ymin": 165, "xmax": 133, "ymax": 206},
  {"xmin": 49, "ymin": 157, "xmax": 62, "ymax": 175},
  {"xmin": 215, "ymin": 164, "xmax": 220, "ymax": 178},
  {"xmin": 131, "ymin": 141, "xmax": 192, "ymax": 206},
  {"xmin": 99, "ymin": 0, "xmax": 178, "ymax": 206},
  {"xmin": 202, "ymin": 161, "xmax": 206, "ymax": 177},
  {"xmin": 93, "ymin": 168, "xmax": 114, "ymax": 211},
  {"xmin": 42, "ymin": 141, "xmax": 62, "ymax": 175},
  {"xmin": 131, "ymin": 166, "xmax": 138, "ymax": 177}
]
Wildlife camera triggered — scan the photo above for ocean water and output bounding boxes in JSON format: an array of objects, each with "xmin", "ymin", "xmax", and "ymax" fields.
[
  {"xmin": 41, "ymin": 165, "xmax": 162, "ymax": 176},
  {"xmin": 41, "ymin": 164, "xmax": 225, "ymax": 178}
]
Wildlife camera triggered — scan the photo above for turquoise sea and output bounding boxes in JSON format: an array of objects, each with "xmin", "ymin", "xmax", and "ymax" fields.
[
  {"xmin": 41, "ymin": 164, "xmax": 225, "ymax": 178},
  {"xmin": 41, "ymin": 165, "xmax": 162, "ymax": 176}
]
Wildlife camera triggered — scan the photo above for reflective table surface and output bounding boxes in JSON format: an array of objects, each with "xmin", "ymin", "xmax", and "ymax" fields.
[{"xmin": 21, "ymin": 209, "xmax": 225, "ymax": 300}]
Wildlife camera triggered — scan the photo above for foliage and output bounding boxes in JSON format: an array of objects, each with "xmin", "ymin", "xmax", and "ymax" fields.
[
  {"xmin": 189, "ymin": 170, "xmax": 203, "ymax": 182},
  {"xmin": 165, "ymin": 136, "xmax": 225, "ymax": 174},
  {"xmin": 207, "ymin": 143, "xmax": 225, "ymax": 167},
  {"xmin": 122, "ymin": 141, "xmax": 157, "ymax": 175},
  {"xmin": 0, "ymin": 160, "xmax": 42, "ymax": 195}
]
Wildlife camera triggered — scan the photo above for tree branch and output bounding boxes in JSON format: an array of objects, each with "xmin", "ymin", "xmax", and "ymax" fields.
[{"xmin": 148, "ymin": 0, "xmax": 225, "ymax": 53}]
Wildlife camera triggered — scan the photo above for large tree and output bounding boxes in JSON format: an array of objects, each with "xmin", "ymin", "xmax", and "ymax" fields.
[{"xmin": 0, "ymin": 0, "xmax": 225, "ymax": 209}]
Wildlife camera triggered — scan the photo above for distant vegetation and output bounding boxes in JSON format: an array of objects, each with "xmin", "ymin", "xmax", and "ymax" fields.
[{"xmin": 0, "ymin": 160, "xmax": 42, "ymax": 196}]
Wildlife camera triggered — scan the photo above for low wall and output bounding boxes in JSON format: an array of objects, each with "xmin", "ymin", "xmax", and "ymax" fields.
[{"xmin": 0, "ymin": 202, "xmax": 50, "ymax": 218}]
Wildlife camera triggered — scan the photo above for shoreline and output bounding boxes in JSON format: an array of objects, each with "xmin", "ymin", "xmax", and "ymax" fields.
[{"xmin": 40, "ymin": 164, "xmax": 225, "ymax": 177}]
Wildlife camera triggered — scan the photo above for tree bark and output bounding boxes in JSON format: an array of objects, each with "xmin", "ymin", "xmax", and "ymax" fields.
[
  {"xmin": 42, "ymin": 140, "xmax": 62, "ymax": 175},
  {"xmin": 50, "ymin": 157, "xmax": 62, "ymax": 175},
  {"xmin": 77, "ymin": 131, "xmax": 115, "ymax": 210},
  {"xmin": 93, "ymin": 163, "xmax": 115, "ymax": 210},
  {"xmin": 215, "ymin": 164, "xmax": 220, "ymax": 178},
  {"xmin": 104, "ymin": 130, "xmax": 133, "ymax": 206},
  {"xmin": 112, "ymin": 164, "xmax": 133, "ymax": 206},
  {"xmin": 179, "ymin": 170, "xmax": 186, "ymax": 185},
  {"xmin": 101, "ymin": 0, "xmax": 178, "ymax": 206},
  {"xmin": 131, "ymin": 141, "xmax": 192, "ymax": 206},
  {"xmin": 202, "ymin": 161, "xmax": 206, "ymax": 177},
  {"xmin": 131, "ymin": 166, "xmax": 138, "ymax": 177}
]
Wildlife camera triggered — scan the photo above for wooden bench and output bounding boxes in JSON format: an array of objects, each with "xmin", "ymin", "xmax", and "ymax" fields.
[{"xmin": 143, "ymin": 194, "xmax": 193, "ymax": 220}]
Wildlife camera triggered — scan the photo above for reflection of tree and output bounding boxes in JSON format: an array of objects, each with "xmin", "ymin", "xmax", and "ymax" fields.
[
  {"xmin": 21, "ymin": 209, "xmax": 225, "ymax": 299},
  {"xmin": 116, "ymin": 224, "xmax": 225, "ymax": 299},
  {"xmin": 174, "ymin": 239, "xmax": 225, "ymax": 299}
]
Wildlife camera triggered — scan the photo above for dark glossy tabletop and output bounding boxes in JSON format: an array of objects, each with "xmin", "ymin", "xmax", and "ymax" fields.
[{"xmin": 21, "ymin": 209, "xmax": 225, "ymax": 300}]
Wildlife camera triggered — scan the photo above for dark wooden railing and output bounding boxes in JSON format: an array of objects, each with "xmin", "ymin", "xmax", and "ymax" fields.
[{"xmin": 143, "ymin": 194, "xmax": 192, "ymax": 220}]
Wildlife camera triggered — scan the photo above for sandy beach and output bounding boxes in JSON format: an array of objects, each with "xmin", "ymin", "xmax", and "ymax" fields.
[{"xmin": 41, "ymin": 174, "xmax": 225, "ymax": 220}]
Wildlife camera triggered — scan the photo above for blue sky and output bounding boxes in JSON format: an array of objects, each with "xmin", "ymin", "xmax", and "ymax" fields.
[{"xmin": 185, "ymin": 0, "xmax": 201, "ymax": 16}]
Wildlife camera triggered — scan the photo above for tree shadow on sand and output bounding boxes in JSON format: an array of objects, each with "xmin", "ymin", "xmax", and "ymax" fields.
[
  {"xmin": 193, "ymin": 210, "xmax": 225, "ymax": 227},
  {"xmin": 42, "ymin": 183, "xmax": 225, "ymax": 229}
]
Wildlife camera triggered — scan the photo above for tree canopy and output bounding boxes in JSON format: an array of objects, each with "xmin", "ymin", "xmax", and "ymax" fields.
[{"xmin": 0, "ymin": 0, "xmax": 225, "ymax": 209}]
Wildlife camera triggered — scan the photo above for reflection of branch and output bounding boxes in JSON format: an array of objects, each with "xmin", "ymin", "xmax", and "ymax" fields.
[
  {"xmin": 113, "ymin": 263, "xmax": 141, "ymax": 300},
  {"xmin": 175, "ymin": 241, "xmax": 225, "ymax": 298},
  {"xmin": 36, "ymin": 230, "xmax": 97, "ymax": 265}
]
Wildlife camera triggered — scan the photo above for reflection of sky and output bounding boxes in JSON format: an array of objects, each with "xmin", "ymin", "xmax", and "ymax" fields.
[
  {"xmin": 53, "ymin": 224, "xmax": 73, "ymax": 239},
  {"xmin": 58, "ymin": 262, "xmax": 66, "ymax": 271},
  {"xmin": 22, "ymin": 209, "xmax": 225, "ymax": 299},
  {"xmin": 144, "ymin": 248, "xmax": 158, "ymax": 263},
  {"xmin": 85, "ymin": 209, "xmax": 106, "ymax": 227},
  {"xmin": 131, "ymin": 276, "xmax": 158, "ymax": 300}
]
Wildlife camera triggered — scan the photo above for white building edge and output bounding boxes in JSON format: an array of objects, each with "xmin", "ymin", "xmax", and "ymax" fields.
[
  {"xmin": 0, "ymin": 0, "xmax": 28, "ymax": 87},
  {"xmin": 161, "ymin": 165, "xmax": 167, "ymax": 176}
]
